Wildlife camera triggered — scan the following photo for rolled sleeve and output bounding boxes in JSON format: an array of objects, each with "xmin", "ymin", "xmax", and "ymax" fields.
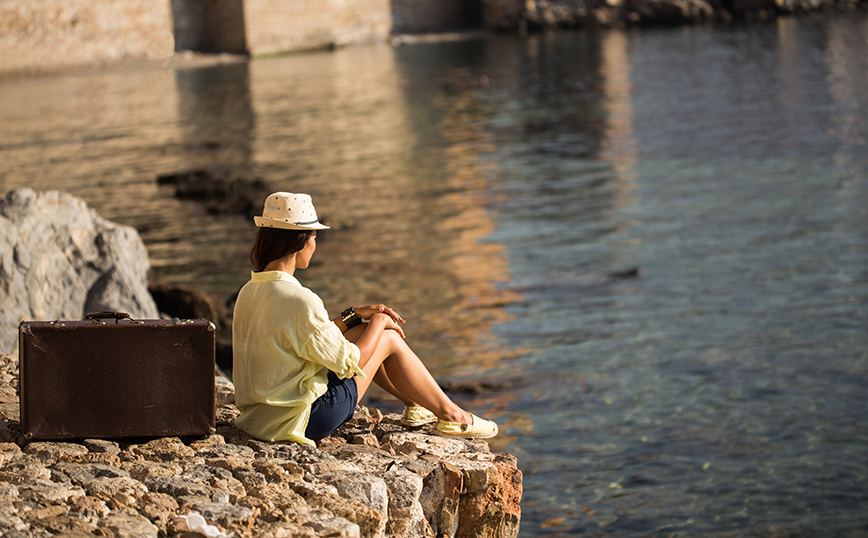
[
  {"xmin": 301, "ymin": 323, "xmax": 366, "ymax": 380},
  {"xmin": 292, "ymin": 290, "xmax": 366, "ymax": 380}
]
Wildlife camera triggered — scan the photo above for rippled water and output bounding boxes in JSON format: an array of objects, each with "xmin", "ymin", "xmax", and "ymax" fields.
[{"xmin": 2, "ymin": 13, "xmax": 867, "ymax": 537}]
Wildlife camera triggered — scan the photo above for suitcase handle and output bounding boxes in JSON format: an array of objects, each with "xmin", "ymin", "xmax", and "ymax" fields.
[{"xmin": 84, "ymin": 311, "xmax": 132, "ymax": 323}]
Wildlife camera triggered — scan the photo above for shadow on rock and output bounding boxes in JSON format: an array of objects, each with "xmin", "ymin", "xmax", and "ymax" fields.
[{"xmin": 149, "ymin": 284, "xmax": 235, "ymax": 371}]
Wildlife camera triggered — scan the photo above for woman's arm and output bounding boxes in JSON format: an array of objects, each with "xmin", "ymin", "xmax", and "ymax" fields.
[
  {"xmin": 332, "ymin": 304, "xmax": 405, "ymax": 333},
  {"xmin": 352, "ymin": 313, "xmax": 404, "ymax": 370}
]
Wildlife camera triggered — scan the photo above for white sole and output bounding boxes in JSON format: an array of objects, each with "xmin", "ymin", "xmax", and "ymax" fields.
[{"xmin": 433, "ymin": 425, "xmax": 498, "ymax": 440}]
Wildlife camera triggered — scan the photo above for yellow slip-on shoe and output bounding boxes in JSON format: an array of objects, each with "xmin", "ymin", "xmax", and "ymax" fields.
[
  {"xmin": 435, "ymin": 414, "xmax": 498, "ymax": 439},
  {"xmin": 401, "ymin": 406, "xmax": 438, "ymax": 427}
]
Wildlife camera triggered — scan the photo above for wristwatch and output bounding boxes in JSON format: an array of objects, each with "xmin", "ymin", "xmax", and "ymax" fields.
[{"xmin": 340, "ymin": 307, "xmax": 362, "ymax": 329}]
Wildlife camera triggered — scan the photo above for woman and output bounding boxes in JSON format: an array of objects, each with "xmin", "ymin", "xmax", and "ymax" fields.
[{"xmin": 232, "ymin": 192, "xmax": 498, "ymax": 446}]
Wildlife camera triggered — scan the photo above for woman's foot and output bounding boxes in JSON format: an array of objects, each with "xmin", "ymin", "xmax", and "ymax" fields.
[
  {"xmin": 435, "ymin": 414, "xmax": 498, "ymax": 439},
  {"xmin": 401, "ymin": 405, "xmax": 438, "ymax": 427}
]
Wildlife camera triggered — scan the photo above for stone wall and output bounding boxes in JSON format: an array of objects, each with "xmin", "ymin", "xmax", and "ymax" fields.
[
  {"xmin": 0, "ymin": 0, "xmax": 174, "ymax": 76},
  {"xmin": 241, "ymin": 0, "xmax": 392, "ymax": 55},
  {"xmin": 0, "ymin": 0, "xmax": 480, "ymax": 75}
]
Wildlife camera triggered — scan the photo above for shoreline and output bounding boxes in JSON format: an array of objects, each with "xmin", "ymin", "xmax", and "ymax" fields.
[
  {"xmin": 2, "ymin": 8, "xmax": 866, "ymax": 80},
  {"xmin": 0, "ymin": 352, "xmax": 521, "ymax": 537}
]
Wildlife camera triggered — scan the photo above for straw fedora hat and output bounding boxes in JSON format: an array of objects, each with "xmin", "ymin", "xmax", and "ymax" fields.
[{"xmin": 254, "ymin": 192, "xmax": 330, "ymax": 231}]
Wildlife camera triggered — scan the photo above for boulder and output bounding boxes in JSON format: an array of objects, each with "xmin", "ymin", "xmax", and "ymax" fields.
[
  {"xmin": 0, "ymin": 188, "xmax": 158, "ymax": 354},
  {"xmin": 148, "ymin": 283, "xmax": 232, "ymax": 331},
  {"xmin": 67, "ymin": 495, "xmax": 112, "ymax": 523},
  {"xmin": 0, "ymin": 455, "xmax": 51, "ymax": 483},
  {"xmin": 85, "ymin": 476, "xmax": 149, "ymax": 507}
]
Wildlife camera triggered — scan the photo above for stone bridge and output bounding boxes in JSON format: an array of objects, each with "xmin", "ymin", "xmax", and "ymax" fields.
[{"xmin": 0, "ymin": 0, "xmax": 481, "ymax": 76}]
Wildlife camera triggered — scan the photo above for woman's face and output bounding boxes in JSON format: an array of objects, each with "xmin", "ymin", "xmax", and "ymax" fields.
[{"xmin": 295, "ymin": 233, "xmax": 317, "ymax": 269}]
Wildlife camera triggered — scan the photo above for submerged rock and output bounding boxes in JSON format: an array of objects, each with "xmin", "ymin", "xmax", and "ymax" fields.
[{"xmin": 156, "ymin": 168, "xmax": 271, "ymax": 220}]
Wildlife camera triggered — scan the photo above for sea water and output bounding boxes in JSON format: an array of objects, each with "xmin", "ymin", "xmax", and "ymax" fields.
[{"xmin": 1, "ymin": 12, "xmax": 866, "ymax": 536}]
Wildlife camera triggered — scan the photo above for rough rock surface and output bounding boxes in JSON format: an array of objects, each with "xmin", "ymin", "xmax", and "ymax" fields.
[
  {"xmin": 149, "ymin": 283, "xmax": 233, "ymax": 333},
  {"xmin": 481, "ymin": 0, "xmax": 866, "ymax": 29},
  {"xmin": 0, "ymin": 0, "xmax": 174, "ymax": 76},
  {"xmin": 0, "ymin": 188, "xmax": 159, "ymax": 355},
  {"xmin": 0, "ymin": 352, "xmax": 522, "ymax": 537}
]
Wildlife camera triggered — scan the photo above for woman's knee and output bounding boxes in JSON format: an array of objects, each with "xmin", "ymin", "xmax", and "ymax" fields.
[{"xmin": 380, "ymin": 330, "xmax": 407, "ymax": 354}]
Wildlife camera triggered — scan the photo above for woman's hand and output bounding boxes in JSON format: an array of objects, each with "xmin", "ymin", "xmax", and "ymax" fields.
[
  {"xmin": 370, "ymin": 312, "xmax": 406, "ymax": 339},
  {"xmin": 354, "ymin": 304, "xmax": 406, "ymax": 325}
]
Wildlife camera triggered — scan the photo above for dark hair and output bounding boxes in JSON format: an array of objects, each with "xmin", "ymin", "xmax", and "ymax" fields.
[{"xmin": 250, "ymin": 227, "xmax": 315, "ymax": 272}]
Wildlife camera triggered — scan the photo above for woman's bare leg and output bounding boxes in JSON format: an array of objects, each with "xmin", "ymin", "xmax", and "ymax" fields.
[
  {"xmin": 372, "ymin": 365, "xmax": 415, "ymax": 407},
  {"xmin": 344, "ymin": 325, "xmax": 471, "ymax": 424}
]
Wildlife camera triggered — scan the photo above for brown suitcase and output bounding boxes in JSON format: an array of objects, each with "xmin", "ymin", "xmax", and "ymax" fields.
[{"xmin": 19, "ymin": 311, "xmax": 216, "ymax": 441}]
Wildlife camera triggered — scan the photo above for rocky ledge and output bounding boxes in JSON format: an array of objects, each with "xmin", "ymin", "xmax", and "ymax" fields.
[
  {"xmin": 483, "ymin": 0, "xmax": 868, "ymax": 29},
  {"xmin": 0, "ymin": 353, "xmax": 521, "ymax": 538}
]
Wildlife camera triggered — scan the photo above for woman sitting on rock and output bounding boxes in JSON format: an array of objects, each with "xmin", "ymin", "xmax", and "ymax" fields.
[{"xmin": 232, "ymin": 192, "xmax": 498, "ymax": 446}]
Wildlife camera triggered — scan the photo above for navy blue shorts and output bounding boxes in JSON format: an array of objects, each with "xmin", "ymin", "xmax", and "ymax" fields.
[{"xmin": 305, "ymin": 371, "xmax": 358, "ymax": 441}]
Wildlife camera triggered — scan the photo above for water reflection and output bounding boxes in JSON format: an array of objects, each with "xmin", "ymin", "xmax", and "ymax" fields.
[
  {"xmin": 2, "ymin": 14, "xmax": 868, "ymax": 536},
  {"xmin": 823, "ymin": 14, "xmax": 868, "ymax": 173},
  {"xmin": 0, "ymin": 42, "xmax": 526, "ymax": 382},
  {"xmin": 483, "ymin": 15, "xmax": 868, "ymax": 537},
  {"xmin": 174, "ymin": 62, "xmax": 254, "ymax": 168},
  {"xmin": 599, "ymin": 31, "xmax": 638, "ymax": 203},
  {"xmin": 0, "ymin": 65, "xmax": 179, "ymax": 198}
]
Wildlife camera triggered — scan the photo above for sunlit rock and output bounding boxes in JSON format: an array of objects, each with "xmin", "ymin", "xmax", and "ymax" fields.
[
  {"xmin": 0, "ymin": 188, "xmax": 158, "ymax": 355},
  {"xmin": 0, "ymin": 349, "xmax": 522, "ymax": 537}
]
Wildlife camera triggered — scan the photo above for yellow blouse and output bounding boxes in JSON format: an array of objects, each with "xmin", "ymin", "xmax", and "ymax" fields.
[{"xmin": 232, "ymin": 271, "xmax": 364, "ymax": 445}]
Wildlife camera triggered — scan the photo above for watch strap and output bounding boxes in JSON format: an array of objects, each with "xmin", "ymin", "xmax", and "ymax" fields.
[{"xmin": 340, "ymin": 307, "xmax": 362, "ymax": 329}]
